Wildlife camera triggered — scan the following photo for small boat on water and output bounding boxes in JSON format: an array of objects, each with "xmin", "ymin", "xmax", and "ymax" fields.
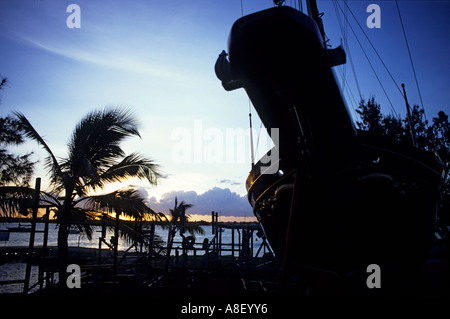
[
  {"xmin": 68, "ymin": 229, "xmax": 81, "ymax": 235},
  {"xmin": 215, "ymin": 2, "xmax": 444, "ymax": 293},
  {"xmin": 7, "ymin": 223, "xmax": 32, "ymax": 233}
]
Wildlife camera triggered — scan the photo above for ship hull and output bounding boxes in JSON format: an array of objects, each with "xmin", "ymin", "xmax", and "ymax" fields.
[{"xmin": 247, "ymin": 133, "xmax": 442, "ymax": 275}]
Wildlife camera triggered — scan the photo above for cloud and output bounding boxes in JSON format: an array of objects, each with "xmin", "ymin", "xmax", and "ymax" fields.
[
  {"xmin": 218, "ymin": 179, "xmax": 242, "ymax": 186},
  {"xmin": 12, "ymin": 32, "xmax": 183, "ymax": 80},
  {"xmin": 147, "ymin": 187, "xmax": 252, "ymax": 218}
]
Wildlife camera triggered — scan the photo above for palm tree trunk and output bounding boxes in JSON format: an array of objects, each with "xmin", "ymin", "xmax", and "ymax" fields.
[
  {"xmin": 164, "ymin": 225, "xmax": 176, "ymax": 273},
  {"xmin": 58, "ymin": 187, "xmax": 73, "ymax": 288},
  {"xmin": 113, "ymin": 211, "xmax": 120, "ymax": 283},
  {"xmin": 57, "ymin": 222, "xmax": 69, "ymax": 288}
]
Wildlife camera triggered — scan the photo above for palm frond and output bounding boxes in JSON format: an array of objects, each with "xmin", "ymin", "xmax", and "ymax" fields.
[
  {"xmin": 66, "ymin": 207, "xmax": 95, "ymax": 240},
  {"xmin": 37, "ymin": 191, "xmax": 62, "ymax": 209},
  {"xmin": 0, "ymin": 186, "xmax": 34, "ymax": 217},
  {"xmin": 166, "ymin": 197, "xmax": 203, "ymax": 237},
  {"xmin": 84, "ymin": 186, "xmax": 159, "ymax": 221},
  {"xmin": 88, "ymin": 153, "xmax": 161, "ymax": 191},
  {"xmin": 170, "ymin": 197, "xmax": 193, "ymax": 222},
  {"xmin": 67, "ymin": 107, "xmax": 140, "ymax": 175},
  {"xmin": 184, "ymin": 220, "xmax": 205, "ymax": 237},
  {"xmin": 13, "ymin": 112, "xmax": 62, "ymax": 182},
  {"xmin": 63, "ymin": 107, "xmax": 159, "ymax": 194}
]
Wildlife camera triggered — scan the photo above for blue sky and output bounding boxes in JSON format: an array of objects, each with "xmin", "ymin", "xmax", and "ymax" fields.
[{"xmin": 0, "ymin": 0, "xmax": 449, "ymax": 220}]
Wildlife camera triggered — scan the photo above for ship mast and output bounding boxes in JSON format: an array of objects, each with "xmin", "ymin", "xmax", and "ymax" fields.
[
  {"xmin": 249, "ymin": 108, "xmax": 255, "ymax": 168},
  {"xmin": 305, "ymin": 0, "xmax": 346, "ymax": 66},
  {"xmin": 306, "ymin": 0, "xmax": 326, "ymax": 46},
  {"xmin": 402, "ymin": 83, "xmax": 417, "ymax": 147}
]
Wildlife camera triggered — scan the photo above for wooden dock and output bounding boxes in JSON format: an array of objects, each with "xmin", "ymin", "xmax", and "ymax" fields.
[{"xmin": 0, "ymin": 213, "xmax": 280, "ymax": 296}]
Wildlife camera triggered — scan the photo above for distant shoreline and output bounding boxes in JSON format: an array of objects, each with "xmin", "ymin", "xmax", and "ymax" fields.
[{"xmin": 0, "ymin": 217, "xmax": 258, "ymax": 226}]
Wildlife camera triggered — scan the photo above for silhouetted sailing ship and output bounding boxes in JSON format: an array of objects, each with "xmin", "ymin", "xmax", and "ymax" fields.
[{"xmin": 215, "ymin": 2, "xmax": 443, "ymax": 293}]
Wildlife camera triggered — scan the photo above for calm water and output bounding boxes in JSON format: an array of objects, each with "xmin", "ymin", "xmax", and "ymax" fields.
[
  {"xmin": 0, "ymin": 222, "xmax": 268, "ymax": 255},
  {"xmin": 0, "ymin": 262, "xmax": 39, "ymax": 294}
]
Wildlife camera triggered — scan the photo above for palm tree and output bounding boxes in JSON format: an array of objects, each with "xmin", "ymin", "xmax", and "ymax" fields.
[
  {"xmin": 164, "ymin": 197, "xmax": 204, "ymax": 271},
  {"xmin": 13, "ymin": 107, "xmax": 162, "ymax": 284}
]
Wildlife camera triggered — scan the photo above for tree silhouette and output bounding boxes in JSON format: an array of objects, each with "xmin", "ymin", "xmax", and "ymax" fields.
[
  {"xmin": 163, "ymin": 197, "xmax": 204, "ymax": 271},
  {"xmin": 13, "ymin": 107, "xmax": 162, "ymax": 285},
  {"xmin": 356, "ymin": 98, "xmax": 449, "ymax": 158},
  {"xmin": 430, "ymin": 111, "xmax": 450, "ymax": 180},
  {"xmin": 355, "ymin": 97, "xmax": 384, "ymax": 136},
  {"xmin": 0, "ymin": 77, "xmax": 35, "ymax": 187}
]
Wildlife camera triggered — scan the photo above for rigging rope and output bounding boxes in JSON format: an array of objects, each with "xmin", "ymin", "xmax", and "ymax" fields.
[
  {"xmin": 332, "ymin": 0, "xmax": 362, "ymax": 103},
  {"xmin": 395, "ymin": 0, "xmax": 426, "ymax": 120},
  {"xmin": 337, "ymin": 65, "xmax": 359, "ymax": 119},
  {"xmin": 335, "ymin": 1, "xmax": 400, "ymax": 119},
  {"xmin": 347, "ymin": 46, "xmax": 362, "ymax": 101},
  {"xmin": 342, "ymin": 1, "xmax": 404, "ymax": 99}
]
